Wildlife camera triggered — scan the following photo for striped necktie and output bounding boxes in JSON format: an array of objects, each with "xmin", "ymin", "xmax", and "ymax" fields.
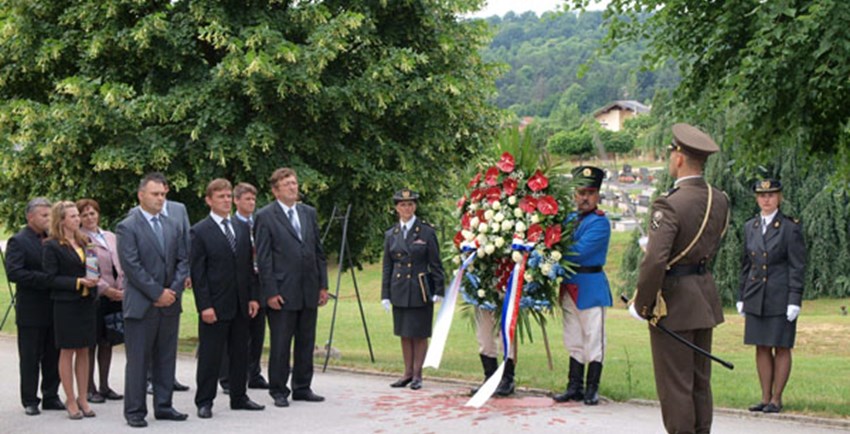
[{"xmin": 222, "ymin": 218, "xmax": 236, "ymax": 252}]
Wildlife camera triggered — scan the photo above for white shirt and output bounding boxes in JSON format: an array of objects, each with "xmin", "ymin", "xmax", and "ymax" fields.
[
  {"xmin": 209, "ymin": 212, "xmax": 234, "ymax": 239},
  {"xmin": 400, "ymin": 215, "xmax": 417, "ymax": 237},
  {"xmin": 761, "ymin": 209, "xmax": 778, "ymax": 234},
  {"xmin": 138, "ymin": 208, "xmax": 163, "ymax": 233}
]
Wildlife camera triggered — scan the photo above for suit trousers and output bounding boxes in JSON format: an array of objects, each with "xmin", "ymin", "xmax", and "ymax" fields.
[
  {"xmin": 650, "ymin": 326, "xmax": 713, "ymax": 434},
  {"xmin": 219, "ymin": 307, "xmax": 266, "ymax": 384},
  {"xmin": 474, "ymin": 307, "xmax": 516, "ymax": 360},
  {"xmin": 17, "ymin": 325, "xmax": 60, "ymax": 407},
  {"xmin": 124, "ymin": 310, "xmax": 180, "ymax": 419},
  {"xmin": 196, "ymin": 315, "xmax": 250, "ymax": 408},
  {"xmin": 267, "ymin": 307, "xmax": 317, "ymax": 399},
  {"xmin": 560, "ymin": 296, "xmax": 606, "ymax": 364}
]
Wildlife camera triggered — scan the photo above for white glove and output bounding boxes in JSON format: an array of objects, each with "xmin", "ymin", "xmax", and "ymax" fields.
[
  {"xmin": 381, "ymin": 299, "xmax": 391, "ymax": 312},
  {"xmin": 432, "ymin": 295, "xmax": 443, "ymax": 303},
  {"xmin": 736, "ymin": 301, "xmax": 744, "ymax": 317},
  {"xmin": 638, "ymin": 236, "xmax": 649, "ymax": 253},
  {"xmin": 628, "ymin": 303, "xmax": 645, "ymax": 322},
  {"xmin": 786, "ymin": 304, "xmax": 800, "ymax": 322}
]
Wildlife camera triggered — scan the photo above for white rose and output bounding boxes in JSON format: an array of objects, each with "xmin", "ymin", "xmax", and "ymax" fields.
[
  {"xmin": 469, "ymin": 203, "xmax": 478, "ymax": 211},
  {"xmin": 477, "ymin": 289, "xmax": 486, "ymax": 298},
  {"xmin": 452, "ymin": 255, "xmax": 461, "ymax": 264},
  {"xmin": 540, "ymin": 263, "xmax": 552, "ymax": 276},
  {"xmin": 478, "ymin": 222, "xmax": 489, "ymax": 233},
  {"xmin": 515, "ymin": 221, "xmax": 527, "ymax": 233},
  {"xmin": 492, "ymin": 201, "xmax": 501, "ymax": 210},
  {"xmin": 531, "ymin": 214, "xmax": 540, "ymax": 224},
  {"xmin": 462, "ymin": 230, "xmax": 474, "ymax": 241},
  {"xmin": 494, "ymin": 237, "xmax": 505, "ymax": 248},
  {"xmin": 477, "ymin": 247, "xmax": 486, "ymax": 257},
  {"xmin": 484, "ymin": 244, "xmax": 495, "ymax": 255},
  {"xmin": 550, "ymin": 250, "xmax": 562, "ymax": 261},
  {"xmin": 513, "ymin": 208, "xmax": 524, "ymax": 218},
  {"xmin": 508, "ymin": 196, "xmax": 517, "ymax": 205},
  {"xmin": 476, "ymin": 234, "xmax": 487, "ymax": 245},
  {"xmin": 512, "ymin": 251, "xmax": 523, "ymax": 262},
  {"xmin": 470, "ymin": 217, "xmax": 480, "ymax": 228},
  {"xmin": 490, "ymin": 223, "xmax": 500, "ymax": 233},
  {"xmin": 494, "ymin": 212, "xmax": 505, "ymax": 222},
  {"xmin": 484, "ymin": 210, "xmax": 495, "ymax": 220}
]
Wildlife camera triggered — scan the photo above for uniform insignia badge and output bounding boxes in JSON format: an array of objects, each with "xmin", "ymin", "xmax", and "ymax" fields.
[
  {"xmin": 761, "ymin": 180, "xmax": 771, "ymax": 190},
  {"xmin": 650, "ymin": 210, "xmax": 663, "ymax": 231},
  {"xmin": 774, "ymin": 221, "xmax": 780, "ymax": 228},
  {"xmin": 583, "ymin": 168, "xmax": 592, "ymax": 177},
  {"xmin": 402, "ymin": 190, "xmax": 411, "ymax": 199}
]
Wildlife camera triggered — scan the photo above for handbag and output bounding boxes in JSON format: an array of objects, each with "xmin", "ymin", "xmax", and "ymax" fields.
[{"xmin": 103, "ymin": 311, "xmax": 125, "ymax": 345}]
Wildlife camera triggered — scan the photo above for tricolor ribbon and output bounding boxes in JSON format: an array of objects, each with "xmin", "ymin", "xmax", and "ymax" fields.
[
  {"xmin": 423, "ymin": 246, "xmax": 477, "ymax": 369},
  {"xmin": 465, "ymin": 240, "xmax": 534, "ymax": 408}
]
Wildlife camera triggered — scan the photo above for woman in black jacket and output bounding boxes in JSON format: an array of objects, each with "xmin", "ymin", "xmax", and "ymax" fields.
[{"xmin": 43, "ymin": 201, "xmax": 99, "ymax": 419}]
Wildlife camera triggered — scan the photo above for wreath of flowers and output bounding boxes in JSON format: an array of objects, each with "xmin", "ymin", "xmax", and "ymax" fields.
[{"xmin": 450, "ymin": 152, "xmax": 575, "ymax": 313}]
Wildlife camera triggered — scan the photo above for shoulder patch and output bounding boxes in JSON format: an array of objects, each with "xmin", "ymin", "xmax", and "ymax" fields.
[{"xmin": 650, "ymin": 210, "xmax": 664, "ymax": 231}]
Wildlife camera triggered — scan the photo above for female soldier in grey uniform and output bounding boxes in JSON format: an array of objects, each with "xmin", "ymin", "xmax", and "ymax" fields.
[
  {"xmin": 381, "ymin": 189, "xmax": 445, "ymax": 390},
  {"xmin": 738, "ymin": 179, "xmax": 805, "ymax": 414}
]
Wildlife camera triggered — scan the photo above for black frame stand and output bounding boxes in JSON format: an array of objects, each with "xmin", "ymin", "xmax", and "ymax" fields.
[
  {"xmin": 321, "ymin": 204, "xmax": 375, "ymax": 372},
  {"xmin": 0, "ymin": 247, "xmax": 16, "ymax": 331}
]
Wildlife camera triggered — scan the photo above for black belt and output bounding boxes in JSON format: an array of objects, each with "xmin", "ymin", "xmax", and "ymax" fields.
[
  {"xmin": 666, "ymin": 263, "xmax": 706, "ymax": 277},
  {"xmin": 575, "ymin": 266, "xmax": 603, "ymax": 274}
]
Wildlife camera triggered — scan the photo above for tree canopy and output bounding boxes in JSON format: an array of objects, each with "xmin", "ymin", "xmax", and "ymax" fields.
[{"xmin": 0, "ymin": 0, "xmax": 502, "ymax": 261}]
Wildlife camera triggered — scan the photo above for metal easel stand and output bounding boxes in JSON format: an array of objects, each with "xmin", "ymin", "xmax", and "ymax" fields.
[{"xmin": 321, "ymin": 204, "xmax": 375, "ymax": 373}]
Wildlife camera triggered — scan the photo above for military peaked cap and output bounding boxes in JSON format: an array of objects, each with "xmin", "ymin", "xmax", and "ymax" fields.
[
  {"xmin": 668, "ymin": 123, "xmax": 719, "ymax": 157},
  {"xmin": 572, "ymin": 166, "xmax": 605, "ymax": 190}
]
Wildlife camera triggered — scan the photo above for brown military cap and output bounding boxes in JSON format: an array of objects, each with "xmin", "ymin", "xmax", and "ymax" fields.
[
  {"xmin": 753, "ymin": 178, "xmax": 782, "ymax": 193},
  {"xmin": 393, "ymin": 188, "xmax": 419, "ymax": 203},
  {"xmin": 668, "ymin": 123, "xmax": 719, "ymax": 156}
]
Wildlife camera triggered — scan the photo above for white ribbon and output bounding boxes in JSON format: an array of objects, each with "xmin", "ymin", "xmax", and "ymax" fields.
[{"xmin": 423, "ymin": 250, "xmax": 477, "ymax": 369}]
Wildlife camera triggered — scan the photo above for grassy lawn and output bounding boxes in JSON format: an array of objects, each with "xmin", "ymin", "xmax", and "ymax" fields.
[{"xmin": 2, "ymin": 240, "xmax": 848, "ymax": 419}]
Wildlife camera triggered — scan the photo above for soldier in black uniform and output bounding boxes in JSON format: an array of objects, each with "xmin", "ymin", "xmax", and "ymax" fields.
[
  {"xmin": 737, "ymin": 179, "xmax": 805, "ymax": 414},
  {"xmin": 381, "ymin": 189, "xmax": 445, "ymax": 390}
]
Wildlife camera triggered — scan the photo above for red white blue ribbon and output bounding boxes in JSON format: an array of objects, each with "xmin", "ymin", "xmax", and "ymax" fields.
[{"xmin": 424, "ymin": 247, "xmax": 477, "ymax": 369}]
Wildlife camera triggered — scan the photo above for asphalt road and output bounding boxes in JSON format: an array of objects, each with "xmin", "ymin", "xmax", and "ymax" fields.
[{"xmin": 0, "ymin": 334, "xmax": 846, "ymax": 434}]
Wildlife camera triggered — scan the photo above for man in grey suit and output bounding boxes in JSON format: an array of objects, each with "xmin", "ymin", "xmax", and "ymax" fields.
[
  {"xmin": 255, "ymin": 168, "xmax": 329, "ymax": 408},
  {"xmin": 117, "ymin": 173, "xmax": 190, "ymax": 427}
]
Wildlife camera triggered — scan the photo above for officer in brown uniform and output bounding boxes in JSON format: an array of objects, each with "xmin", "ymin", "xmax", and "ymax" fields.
[{"xmin": 629, "ymin": 123, "xmax": 730, "ymax": 434}]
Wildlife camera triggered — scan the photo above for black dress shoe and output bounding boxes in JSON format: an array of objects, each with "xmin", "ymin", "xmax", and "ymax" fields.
[
  {"xmin": 154, "ymin": 408, "xmax": 189, "ymax": 421},
  {"xmin": 763, "ymin": 403, "xmax": 782, "ymax": 413},
  {"xmin": 102, "ymin": 389, "xmax": 124, "ymax": 400},
  {"xmin": 24, "ymin": 405, "xmax": 40, "ymax": 416},
  {"xmin": 748, "ymin": 402, "xmax": 768, "ymax": 412},
  {"xmin": 197, "ymin": 405, "xmax": 212, "ymax": 419},
  {"xmin": 390, "ymin": 378, "xmax": 413, "ymax": 388},
  {"xmin": 273, "ymin": 396, "xmax": 289, "ymax": 408},
  {"xmin": 173, "ymin": 379, "xmax": 190, "ymax": 392},
  {"xmin": 409, "ymin": 378, "xmax": 423, "ymax": 390},
  {"xmin": 221, "ymin": 385, "xmax": 230, "ymax": 395},
  {"xmin": 127, "ymin": 417, "xmax": 148, "ymax": 428},
  {"xmin": 41, "ymin": 398, "xmax": 66, "ymax": 410},
  {"xmin": 87, "ymin": 391, "xmax": 106, "ymax": 403},
  {"xmin": 231, "ymin": 398, "xmax": 265, "ymax": 411},
  {"xmin": 248, "ymin": 376, "xmax": 270, "ymax": 389},
  {"xmin": 292, "ymin": 391, "xmax": 325, "ymax": 402}
]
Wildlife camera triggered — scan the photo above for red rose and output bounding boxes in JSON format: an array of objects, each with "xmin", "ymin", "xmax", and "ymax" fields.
[
  {"xmin": 468, "ymin": 172, "xmax": 482, "ymax": 189},
  {"xmin": 536, "ymin": 195, "xmax": 559, "ymax": 215},
  {"xmin": 502, "ymin": 177, "xmax": 518, "ymax": 196},
  {"xmin": 485, "ymin": 166, "xmax": 500, "ymax": 186},
  {"xmin": 486, "ymin": 187, "xmax": 502, "ymax": 203},
  {"xmin": 545, "ymin": 225, "xmax": 562, "ymax": 248},
  {"xmin": 497, "ymin": 152, "xmax": 516, "ymax": 173},
  {"xmin": 527, "ymin": 223, "xmax": 544, "ymax": 242},
  {"xmin": 519, "ymin": 196, "xmax": 537, "ymax": 213},
  {"xmin": 470, "ymin": 188, "xmax": 484, "ymax": 202},
  {"xmin": 453, "ymin": 230, "xmax": 464, "ymax": 249},
  {"xmin": 527, "ymin": 170, "xmax": 549, "ymax": 192},
  {"xmin": 461, "ymin": 213, "xmax": 471, "ymax": 230}
]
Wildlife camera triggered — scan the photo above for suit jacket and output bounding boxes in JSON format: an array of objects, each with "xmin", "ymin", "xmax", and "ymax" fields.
[
  {"xmin": 84, "ymin": 229, "xmax": 125, "ymax": 296},
  {"xmin": 190, "ymin": 215, "xmax": 259, "ymax": 321},
  {"xmin": 562, "ymin": 210, "xmax": 612, "ymax": 310},
  {"xmin": 116, "ymin": 208, "xmax": 189, "ymax": 320},
  {"xmin": 132, "ymin": 200, "xmax": 190, "ymax": 256},
  {"xmin": 255, "ymin": 201, "xmax": 328, "ymax": 310},
  {"xmin": 381, "ymin": 218, "xmax": 445, "ymax": 308},
  {"xmin": 4, "ymin": 226, "xmax": 53, "ymax": 327},
  {"xmin": 42, "ymin": 239, "xmax": 96, "ymax": 302},
  {"xmin": 635, "ymin": 177, "xmax": 729, "ymax": 331},
  {"xmin": 738, "ymin": 210, "xmax": 805, "ymax": 316}
]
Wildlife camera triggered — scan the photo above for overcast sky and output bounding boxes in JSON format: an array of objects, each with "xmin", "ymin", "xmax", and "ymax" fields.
[{"xmin": 468, "ymin": 0, "xmax": 609, "ymax": 18}]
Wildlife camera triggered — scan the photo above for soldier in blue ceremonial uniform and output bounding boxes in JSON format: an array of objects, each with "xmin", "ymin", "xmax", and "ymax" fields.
[
  {"xmin": 381, "ymin": 188, "xmax": 445, "ymax": 390},
  {"xmin": 553, "ymin": 166, "xmax": 612, "ymax": 406}
]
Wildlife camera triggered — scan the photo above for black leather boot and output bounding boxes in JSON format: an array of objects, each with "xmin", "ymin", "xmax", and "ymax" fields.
[
  {"xmin": 470, "ymin": 355, "xmax": 499, "ymax": 395},
  {"xmin": 495, "ymin": 358, "xmax": 515, "ymax": 397},
  {"xmin": 553, "ymin": 357, "xmax": 584, "ymax": 402},
  {"xmin": 583, "ymin": 361, "xmax": 602, "ymax": 405}
]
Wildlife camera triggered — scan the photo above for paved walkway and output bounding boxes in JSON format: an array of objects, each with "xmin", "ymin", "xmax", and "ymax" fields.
[{"xmin": 0, "ymin": 335, "xmax": 847, "ymax": 433}]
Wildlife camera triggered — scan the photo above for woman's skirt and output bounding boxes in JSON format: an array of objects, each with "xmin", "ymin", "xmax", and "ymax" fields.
[
  {"xmin": 392, "ymin": 304, "xmax": 434, "ymax": 338},
  {"xmin": 744, "ymin": 313, "xmax": 797, "ymax": 348},
  {"xmin": 54, "ymin": 298, "xmax": 97, "ymax": 349}
]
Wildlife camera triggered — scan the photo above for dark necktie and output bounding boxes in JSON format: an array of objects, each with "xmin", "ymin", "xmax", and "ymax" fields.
[
  {"xmin": 151, "ymin": 216, "xmax": 165, "ymax": 251},
  {"xmin": 402, "ymin": 224, "xmax": 408, "ymax": 239},
  {"xmin": 222, "ymin": 218, "xmax": 236, "ymax": 252},
  {"xmin": 287, "ymin": 209, "xmax": 301, "ymax": 240}
]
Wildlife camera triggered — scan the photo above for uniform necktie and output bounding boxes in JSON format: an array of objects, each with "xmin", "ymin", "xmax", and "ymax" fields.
[
  {"xmin": 287, "ymin": 209, "xmax": 302, "ymax": 240},
  {"xmin": 222, "ymin": 218, "xmax": 236, "ymax": 252},
  {"xmin": 151, "ymin": 216, "xmax": 165, "ymax": 251},
  {"xmin": 402, "ymin": 224, "xmax": 408, "ymax": 239},
  {"xmin": 762, "ymin": 217, "xmax": 768, "ymax": 235}
]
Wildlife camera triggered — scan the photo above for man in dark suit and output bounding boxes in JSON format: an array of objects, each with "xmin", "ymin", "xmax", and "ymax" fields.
[
  {"xmin": 219, "ymin": 182, "xmax": 269, "ymax": 394},
  {"xmin": 191, "ymin": 179, "xmax": 265, "ymax": 418},
  {"xmin": 117, "ymin": 173, "xmax": 190, "ymax": 427},
  {"xmin": 631, "ymin": 124, "xmax": 730, "ymax": 434},
  {"xmin": 4, "ymin": 197, "xmax": 65, "ymax": 416},
  {"xmin": 255, "ymin": 168, "xmax": 329, "ymax": 408}
]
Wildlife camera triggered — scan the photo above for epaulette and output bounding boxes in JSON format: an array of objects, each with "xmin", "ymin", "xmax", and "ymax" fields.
[
  {"xmin": 787, "ymin": 216, "xmax": 800, "ymax": 224},
  {"xmin": 420, "ymin": 220, "xmax": 435, "ymax": 229},
  {"xmin": 594, "ymin": 209, "xmax": 605, "ymax": 216},
  {"xmin": 661, "ymin": 186, "xmax": 679, "ymax": 197}
]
